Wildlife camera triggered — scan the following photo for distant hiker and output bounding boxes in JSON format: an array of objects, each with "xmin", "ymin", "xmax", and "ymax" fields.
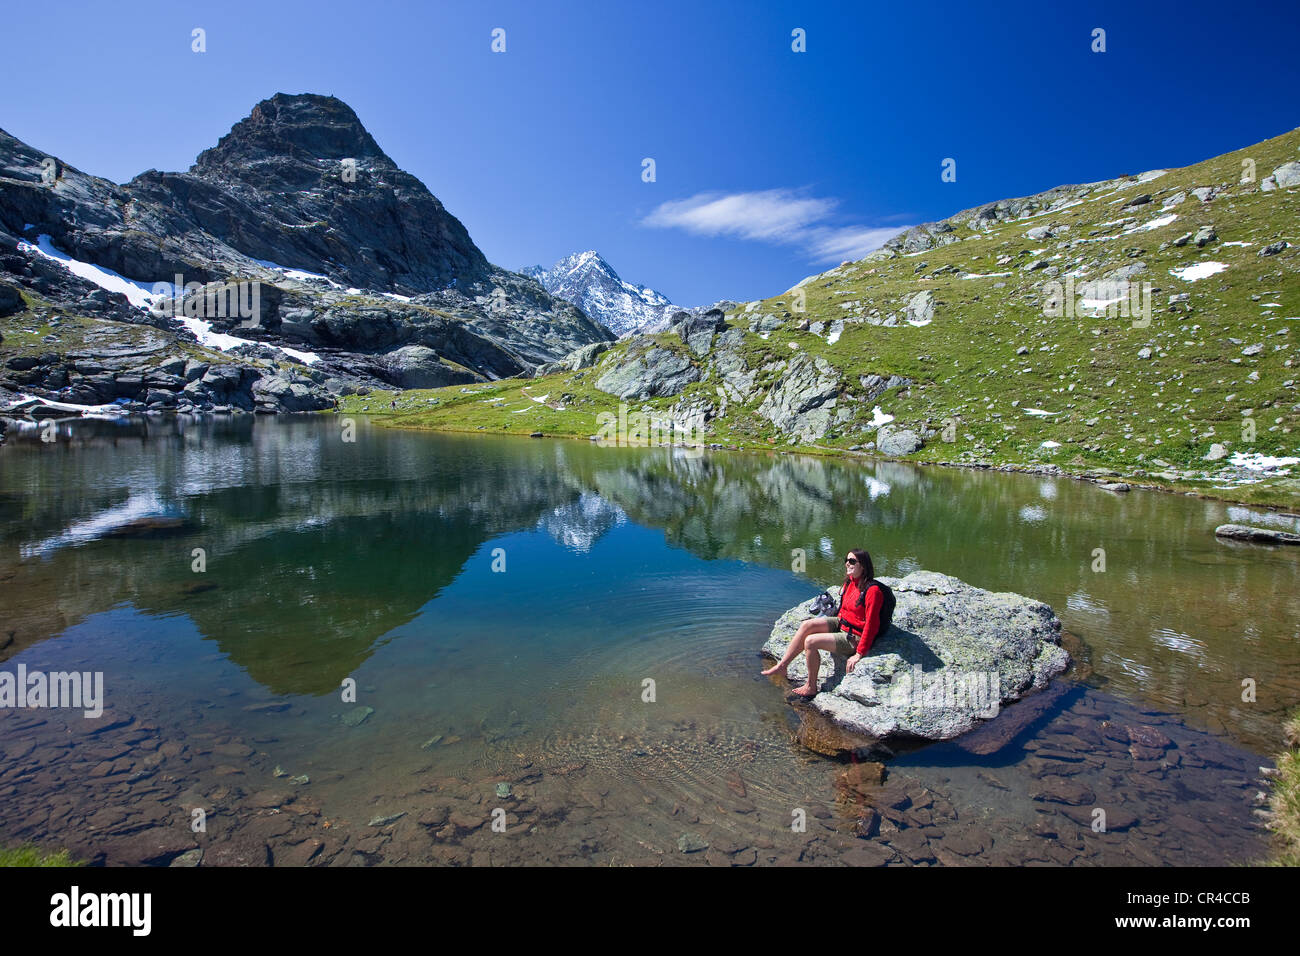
[
  {"xmin": 390, "ymin": 398, "xmax": 397, "ymax": 409},
  {"xmin": 761, "ymin": 548, "xmax": 891, "ymax": 698}
]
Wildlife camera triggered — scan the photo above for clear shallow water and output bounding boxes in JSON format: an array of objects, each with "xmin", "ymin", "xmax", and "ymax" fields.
[{"xmin": 0, "ymin": 415, "xmax": 1295, "ymax": 865}]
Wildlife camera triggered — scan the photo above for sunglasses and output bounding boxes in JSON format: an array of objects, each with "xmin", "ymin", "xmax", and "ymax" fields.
[{"xmin": 845, "ymin": 558, "xmax": 859, "ymax": 565}]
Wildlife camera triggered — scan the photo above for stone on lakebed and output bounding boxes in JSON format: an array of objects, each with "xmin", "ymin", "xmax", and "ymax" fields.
[{"xmin": 763, "ymin": 571, "xmax": 1071, "ymax": 742}]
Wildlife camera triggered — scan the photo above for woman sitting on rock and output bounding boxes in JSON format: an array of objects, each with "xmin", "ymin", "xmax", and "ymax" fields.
[{"xmin": 761, "ymin": 548, "xmax": 884, "ymax": 698}]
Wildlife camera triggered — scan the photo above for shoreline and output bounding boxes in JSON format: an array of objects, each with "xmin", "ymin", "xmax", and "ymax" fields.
[{"xmin": 340, "ymin": 408, "xmax": 1300, "ymax": 513}]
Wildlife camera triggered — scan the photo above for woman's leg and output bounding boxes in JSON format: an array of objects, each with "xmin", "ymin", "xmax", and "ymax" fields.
[
  {"xmin": 791, "ymin": 633, "xmax": 840, "ymax": 697},
  {"xmin": 762, "ymin": 618, "xmax": 834, "ymax": 677}
]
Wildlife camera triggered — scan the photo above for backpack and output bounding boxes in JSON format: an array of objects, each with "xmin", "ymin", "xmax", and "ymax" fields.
[{"xmin": 869, "ymin": 580, "xmax": 897, "ymax": 637}]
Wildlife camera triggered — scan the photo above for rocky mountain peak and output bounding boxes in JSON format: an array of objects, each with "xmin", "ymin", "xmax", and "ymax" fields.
[
  {"xmin": 525, "ymin": 250, "xmax": 675, "ymax": 337},
  {"xmin": 121, "ymin": 91, "xmax": 490, "ymax": 293},
  {"xmin": 191, "ymin": 93, "xmax": 385, "ymax": 176}
]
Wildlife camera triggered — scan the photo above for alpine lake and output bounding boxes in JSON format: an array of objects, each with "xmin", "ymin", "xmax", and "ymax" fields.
[{"xmin": 0, "ymin": 414, "xmax": 1296, "ymax": 867}]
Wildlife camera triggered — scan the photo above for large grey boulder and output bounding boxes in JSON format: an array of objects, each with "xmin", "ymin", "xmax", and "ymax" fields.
[
  {"xmin": 904, "ymin": 290, "xmax": 935, "ymax": 325},
  {"xmin": 763, "ymin": 573, "xmax": 1071, "ymax": 742},
  {"xmin": 1214, "ymin": 524, "xmax": 1300, "ymax": 545},
  {"xmin": 382, "ymin": 345, "xmax": 476, "ymax": 389},
  {"xmin": 533, "ymin": 340, "xmax": 610, "ymax": 377},
  {"xmin": 252, "ymin": 375, "xmax": 334, "ymax": 413},
  {"xmin": 594, "ymin": 341, "xmax": 699, "ymax": 400},
  {"xmin": 0, "ymin": 283, "xmax": 24, "ymax": 318},
  {"xmin": 755, "ymin": 352, "xmax": 839, "ymax": 442},
  {"xmin": 672, "ymin": 308, "xmax": 728, "ymax": 357},
  {"xmin": 712, "ymin": 328, "xmax": 758, "ymax": 406},
  {"xmin": 876, "ymin": 426, "xmax": 923, "ymax": 456},
  {"xmin": 1271, "ymin": 161, "xmax": 1300, "ymax": 189},
  {"xmin": 858, "ymin": 373, "xmax": 910, "ymax": 402}
]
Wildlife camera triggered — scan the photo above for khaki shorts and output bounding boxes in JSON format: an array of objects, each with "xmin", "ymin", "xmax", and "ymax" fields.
[{"xmin": 823, "ymin": 618, "xmax": 858, "ymax": 656}]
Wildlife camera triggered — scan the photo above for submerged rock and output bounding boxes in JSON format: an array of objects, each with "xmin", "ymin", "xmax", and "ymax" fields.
[
  {"xmin": 341, "ymin": 705, "xmax": 374, "ymax": 727},
  {"xmin": 763, "ymin": 572, "xmax": 1071, "ymax": 742},
  {"xmin": 677, "ymin": 832, "xmax": 709, "ymax": 853}
]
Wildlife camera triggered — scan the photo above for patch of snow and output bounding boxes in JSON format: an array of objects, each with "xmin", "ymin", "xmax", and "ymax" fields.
[
  {"xmin": 18, "ymin": 234, "xmax": 170, "ymax": 308},
  {"xmin": 1221, "ymin": 241, "xmax": 1253, "ymax": 247},
  {"xmin": 1170, "ymin": 261, "xmax": 1228, "ymax": 282},
  {"xmin": 278, "ymin": 344, "xmax": 321, "ymax": 365},
  {"xmin": 1023, "ymin": 408, "xmax": 1059, "ymax": 417},
  {"xmin": 906, "ymin": 317, "xmax": 932, "ymax": 327},
  {"xmin": 177, "ymin": 316, "xmax": 319, "ymax": 365},
  {"xmin": 1122, "ymin": 213, "xmax": 1177, "ymax": 234},
  {"xmin": 1079, "ymin": 295, "xmax": 1126, "ymax": 312},
  {"xmin": 961, "ymin": 271, "xmax": 1012, "ymax": 279},
  {"xmin": 870, "ymin": 406, "xmax": 894, "ymax": 427},
  {"xmin": 1039, "ymin": 440, "xmax": 1062, "ymax": 448},
  {"xmin": 249, "ymin": 257, "xmax": 327, "ymax": 281},
  {"xmin": 826, "ymin": 324, "xmax": 842, "ymax": 345},
  {"xmin": 4, "ymin": 393, "xmax": 131, "ymax": 419},
  {"xmin": 1228, "ymin": 452, "xmax": 1299, "ymax": 472},
  {"xmin": 382, "ymin": 292, "xmax": 413, "ymax": 303}
]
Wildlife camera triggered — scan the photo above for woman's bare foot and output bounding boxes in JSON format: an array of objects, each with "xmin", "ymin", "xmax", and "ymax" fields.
[
  {"xmin": 761, "ymin": 662, "xmax": 787, "ymax": 678},
  {"xmin": 790, "ymin": 683, "xmax": 818, "ymax": 698}
]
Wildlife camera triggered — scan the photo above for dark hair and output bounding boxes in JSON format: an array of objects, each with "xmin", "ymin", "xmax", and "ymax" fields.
[{"xmin": 843, "ymin": 548, "xmax": 874, "ymax": 605}]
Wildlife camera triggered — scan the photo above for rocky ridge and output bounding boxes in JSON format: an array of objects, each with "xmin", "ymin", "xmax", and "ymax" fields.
[{"xmin": 0, "ymin": 93, "xmax": 612, "ymax": 417}]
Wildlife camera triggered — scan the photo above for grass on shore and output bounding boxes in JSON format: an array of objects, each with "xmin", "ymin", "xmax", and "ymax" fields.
[
  {"xmin": 1263, "ymin": 709, "xmax": 1300, "ymax": 867},
  {"xmin": 0, "ymin": 844, "xmax": 83, "ymax": 867}
]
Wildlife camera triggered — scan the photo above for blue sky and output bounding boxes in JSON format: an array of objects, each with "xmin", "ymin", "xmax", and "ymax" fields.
[{"xmin": 5, "ymin": 0, "xmax": 1299, "ymax": 305}]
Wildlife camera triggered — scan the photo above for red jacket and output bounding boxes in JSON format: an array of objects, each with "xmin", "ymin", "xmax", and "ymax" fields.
[{"xmin": 838, "ymin": 578, "xmax": 883, "ymax": 655}]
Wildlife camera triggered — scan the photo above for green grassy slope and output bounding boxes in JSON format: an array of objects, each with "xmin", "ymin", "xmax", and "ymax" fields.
[{"xmin": 362, "ymin": 128, "xmax": 1298, "ymax": 508}]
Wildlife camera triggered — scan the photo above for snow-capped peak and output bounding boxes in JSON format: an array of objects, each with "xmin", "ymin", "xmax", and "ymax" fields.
[{"xmin": 523, "ymin": 250, "xmax": 679, "ymax": 337}]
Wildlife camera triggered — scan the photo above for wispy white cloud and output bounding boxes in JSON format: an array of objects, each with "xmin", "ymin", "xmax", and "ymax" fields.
[
  {"xmin": 640, "ymin": 188, "xmax": 906, "ymax": 263},
  {"xmin": 803, "ymin": 225, "xmax": 905, "ymax": 262}
]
